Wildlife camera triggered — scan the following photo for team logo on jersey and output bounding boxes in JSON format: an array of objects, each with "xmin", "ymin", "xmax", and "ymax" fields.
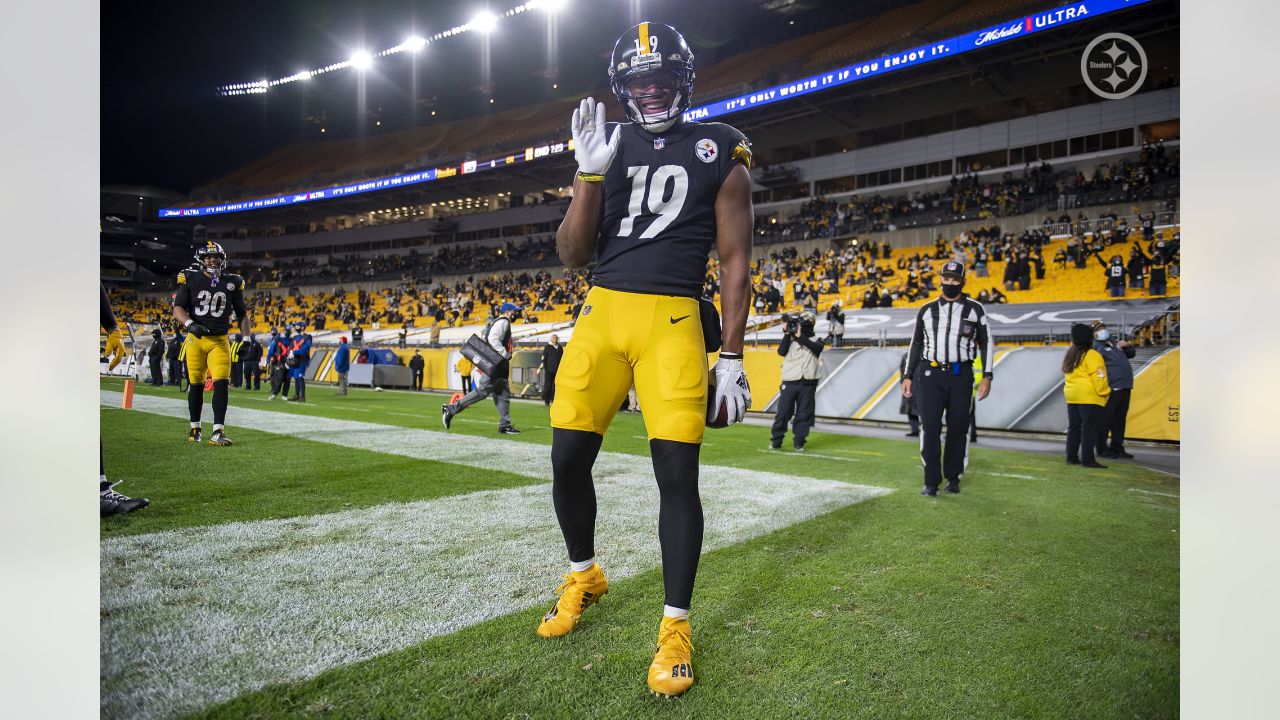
[
  {"xmin": 695, "ymin": 138, "xmax": 718, "ymax": 163},
  {"xmin": 226, "ymin": 282, "xmax": 235, "ymax": 290},
  {"xmin": 654, "ymin": 137, "xmax": 665, "ymax": 150}
]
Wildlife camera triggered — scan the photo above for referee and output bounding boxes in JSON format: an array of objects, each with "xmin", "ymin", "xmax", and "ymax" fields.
[{"xmin": 902, "ymin": 260, "xmax": 993, "ymax": 496}]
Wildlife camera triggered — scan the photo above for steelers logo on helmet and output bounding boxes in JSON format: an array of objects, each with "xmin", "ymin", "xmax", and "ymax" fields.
[{"xmin": 608, "ymin": 22, "xmax": 695, "ymax": 134}]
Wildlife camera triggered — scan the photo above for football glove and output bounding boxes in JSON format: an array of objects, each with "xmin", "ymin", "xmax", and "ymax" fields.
[
  {"xmin": 571, "ymin": 96, "xmax": 621, "ymax": 176},
  {"xmin": 709, "ymin": 352, "xmax": 751, "ymax": 427},
  {"xmin": 104, "ymin": 329, "xmax": 126, "ymax": 370},
  {"xmin": 185, "ymin": 320, "xmax": 211, "ymax": 338}
]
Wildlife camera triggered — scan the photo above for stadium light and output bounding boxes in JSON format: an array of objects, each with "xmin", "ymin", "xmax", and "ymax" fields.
[
  {"xmin": 531, "ymin": 0, "xmax": 569, "ymax": 12},
  {"xmin": 469, "ymin": 10, "xmax": 498, "ymax": 33},
  {"xmin": 350, "ymin": 51, "xmax": 373, "ymax": 70},
  {"xmin": 405, "ymin": 35, "xmax": 427, "ymax": 52}
]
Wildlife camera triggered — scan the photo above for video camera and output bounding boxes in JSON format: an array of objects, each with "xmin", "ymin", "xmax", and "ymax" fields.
[{"xmin": 781, "ymin": 312, "xmax": 815, "ymax": 337}]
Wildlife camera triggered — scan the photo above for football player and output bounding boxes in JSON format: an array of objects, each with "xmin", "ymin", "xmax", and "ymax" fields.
[
  {"xmin": 171, "ymin": 241, "xmax": 250, "ymax": 445},
  {"xmin": 537, "ymin": 22, "xmax": 753, "ymax": 698}
]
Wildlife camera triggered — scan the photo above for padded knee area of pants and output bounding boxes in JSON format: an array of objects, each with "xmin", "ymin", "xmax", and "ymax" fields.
[
  {"xmin": 549, "ymin": 396, "xmax": 597, "ymax": 429},
  {"xmin": 648, "ymin": 410, "xmax": 706, "ymax": 445}
]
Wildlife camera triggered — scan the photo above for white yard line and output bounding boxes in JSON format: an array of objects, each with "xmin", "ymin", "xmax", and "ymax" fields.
[
  {"xmin": 100, "ymin": 391, "xmax": 891, "ymax": 720},
  {"xmin": 1128, "ymin": 487, "xmax": 1179, "ymax": 499},
  {"xmin": 755, "ymin": 449, "xmax": 861, "ymax": 462},
  {"xmin": 986, "ymin": 472, "xmax": 1042, "ymax": 480}
]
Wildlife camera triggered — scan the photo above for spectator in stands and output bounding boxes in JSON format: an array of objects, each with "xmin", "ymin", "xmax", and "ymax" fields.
[
  {"xmin": 1092, "ymin": 321, "xmax": 1136, "ymax": 460},
  {"xmin": 1062, "ymin": 323, "xmax": 1110, "ymax": 468},
  {"xmin": 147, "ymin": 329, "xmax": 165, "ymax": 386},
  {"xmin": 973, "ymin": 246, "xmax": 989, "ymax": 278},
  {"xmin": 540, "ymin": 334, "xmax": 563, "ymax": 406},
  {"xmin": 244, "ymin": 334, "xmax": 263, "ymax": 390},
  {"xmin": 334, "ymin": 336, "xmax": 351, "ymax": 396},
  {"xmin": 1097, "ymin": 252, "xmax": 1128, "ymax": 297},
  {"xmin": 861, "ymin": 285, "xmax": 878, "ymax": 309},
  {"xmin": 1127, "ymin": 245, "xmax": 1147, "ymax": 291},
  {"xmin": 166, "ymin": 329, "xmax": 185, "ymax": 386},
  {"xmin": 988, "ymin": 287, "xmax": 1008, "ymax": 304},
  {"xmin": 409, "ymin": 349, "xmax": 425, "ymax": 391},
  {"xmin": 1015, "ymin": 252, "xmax": 1032, "ymax": 291},
  {"xmin": 1137, "ymin": 242, "xmax": 1169, "ymax": 296}
]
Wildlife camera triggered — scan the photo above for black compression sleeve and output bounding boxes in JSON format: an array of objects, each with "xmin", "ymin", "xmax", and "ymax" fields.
[
  {"xmin": 212, "ymin": 380, "xmax": 229, "ymax": 425},
  {"xmin": 188, "ymin": 383, "xmax": 204, "ymax": 423}
]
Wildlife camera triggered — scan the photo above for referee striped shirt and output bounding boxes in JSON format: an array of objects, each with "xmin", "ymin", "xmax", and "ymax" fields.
[{"xmin": 904, "ymin": 294, "xmax": 994, "ymax": 379}]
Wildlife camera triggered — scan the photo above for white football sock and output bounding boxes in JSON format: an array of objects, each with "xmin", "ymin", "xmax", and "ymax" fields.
[
  {"xmin": 569, "ymin": 557, "xmax": 596, "ymax": 573},
  {"xmin": 663, "ymin": 605, "xmax": 689, "ymax": 620},
  {"xmin": 213, "ymin": 424, "xmax": 224, "ymax": 432},
  {"xmin": 190, "ymin": 422, "xmax": 200, "ymax": 429}
]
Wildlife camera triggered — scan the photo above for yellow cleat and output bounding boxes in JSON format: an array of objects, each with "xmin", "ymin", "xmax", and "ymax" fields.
[
  {"xmin": 647, "ymin": 615, "xmax": 694, "ymax": 698},
  {"xmin": 536, "ymin": 563, "xmax": 608, "ymax": 638},
  {"xmin": 207, "ymin": 429, "xmax": 233, "ymax": 446},
  {"xmin": 187, "ymin": 427, "xmax": 202, "ymax": 443}
]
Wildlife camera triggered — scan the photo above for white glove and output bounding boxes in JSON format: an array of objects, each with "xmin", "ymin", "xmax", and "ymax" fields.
[
  {"xmin": 571, "ymin": 96, "xmax": 621, "ymax": 176},
  {"xmin": 709, "ymin": 353, "xmax": 751, "ymax": 426}
]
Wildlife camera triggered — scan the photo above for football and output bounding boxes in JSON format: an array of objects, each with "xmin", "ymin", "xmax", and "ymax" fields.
[{"xmin": 706, "ymin": 377, "xmax": 730, "ymax": 429}]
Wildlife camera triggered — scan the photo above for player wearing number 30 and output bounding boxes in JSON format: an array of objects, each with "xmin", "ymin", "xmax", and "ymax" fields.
[
  {"xmin": 172, "ymin": 241, "xmax": 250, "ymax": 446},
  {"xmin": 541, "ymin": 22, "xmax": 753, "ymax": 699}
]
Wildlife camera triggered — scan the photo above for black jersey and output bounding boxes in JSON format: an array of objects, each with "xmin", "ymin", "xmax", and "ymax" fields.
[
  {"xmin": 173, "ymin": 268, "xmax": 248, "ymax": 336},
  {"xmin": 593, "ymin": 120, "xmax": 751, "ymax": 297}
]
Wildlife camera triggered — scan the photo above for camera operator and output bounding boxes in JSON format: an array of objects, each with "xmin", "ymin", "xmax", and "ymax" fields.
[{"xmin": 770, "ymin": 312, "xmax": 824, "ymax": 452}]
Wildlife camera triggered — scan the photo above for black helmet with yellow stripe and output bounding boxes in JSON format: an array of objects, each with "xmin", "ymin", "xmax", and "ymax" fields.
[{"xmin": 608, "ymin": 22, "xmax": 695, "ymax": 133}]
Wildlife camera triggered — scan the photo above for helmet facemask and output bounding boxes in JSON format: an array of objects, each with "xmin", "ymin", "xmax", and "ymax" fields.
[{"xmin": 618, "ymin": 69, "xmax": 685, "ymax": 133}]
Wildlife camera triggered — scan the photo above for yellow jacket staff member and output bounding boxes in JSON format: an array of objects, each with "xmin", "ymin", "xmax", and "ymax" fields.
[
  {"xmin": 455, "ymin": 354, "xmax": 475, "ymax": 393},
  {"xmin": 1062, "ymin": 322, "xmax": 1111, "ymax": 468}
]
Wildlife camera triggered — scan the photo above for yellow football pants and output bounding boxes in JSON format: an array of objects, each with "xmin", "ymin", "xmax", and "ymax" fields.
[
  {"xmin": 550, "ymin": 286, "xmax": 708, "ymax": 444},
  {"xmin": 183, "ymin": 334, "xmax": 232, "ymax": 384}
]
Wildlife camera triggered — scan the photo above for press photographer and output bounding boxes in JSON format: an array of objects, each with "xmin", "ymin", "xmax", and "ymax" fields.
[{"xmin": 770, "ymin": 312, "xmax": 824, "ymax": 451}]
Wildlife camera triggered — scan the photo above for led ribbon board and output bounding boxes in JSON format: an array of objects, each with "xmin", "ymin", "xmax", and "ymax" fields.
[{"xmin": 159, "ymin": 0, "xmax": 1153, "ymax": 219}]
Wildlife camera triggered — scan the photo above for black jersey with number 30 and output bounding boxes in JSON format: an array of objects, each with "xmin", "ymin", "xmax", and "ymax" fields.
[
  {"xmin": 593, "ymin": 120, "xmax": 751, "ymax": 297},
  {"xmin": 173, "ymin": 268, "xmax": 248, "ymax": 336}
]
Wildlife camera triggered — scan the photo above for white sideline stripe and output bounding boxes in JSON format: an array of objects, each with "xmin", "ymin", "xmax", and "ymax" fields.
[
  {"xmin": 755, "ymin": 449, "xmax": 861, "ymax": 462},
  {"xmin": 1128, "ymin": 487, "xmax": 1179, "ymax": 499},
  {"xmin": 987, "ymin": 472, "xmax": 1042, "ymax": 480},
  {"xmin": 99, "ymin": 391, "xmax": 890, "ymax": 720}
]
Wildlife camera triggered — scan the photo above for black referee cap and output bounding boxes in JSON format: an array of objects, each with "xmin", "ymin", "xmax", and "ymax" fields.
[{"xmin": 941, "ymin": 260, "xmax": 965, "ymax": 278}]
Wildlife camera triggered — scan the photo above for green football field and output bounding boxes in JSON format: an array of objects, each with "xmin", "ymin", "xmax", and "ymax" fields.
[{"xmin": 99, "ymin": 377, "xmax": 1178, "ymax": 719}]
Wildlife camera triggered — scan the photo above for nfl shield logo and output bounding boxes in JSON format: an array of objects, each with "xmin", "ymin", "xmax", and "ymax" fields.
[{"xmin": 653, "ymin": 137, "xmax": 665, "ymax": 150}]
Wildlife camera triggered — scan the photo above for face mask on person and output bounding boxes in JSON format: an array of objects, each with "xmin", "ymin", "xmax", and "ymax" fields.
[
  {"xmin": 941, "ymin": 282, "xmax": 964, "ymax": 299},
  {"xmin": 1095, "ymin": 329, "xmax": 1111, "ymax": 342}
]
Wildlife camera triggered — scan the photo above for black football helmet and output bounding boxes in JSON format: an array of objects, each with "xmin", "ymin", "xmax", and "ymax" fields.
[
  {"xmin": 195, "ymin": 241, "xmax": 228, "ymax": 274},
  {"xmin": 608, "ymin": 22, "xmax": 695, "ymax": 133}
]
